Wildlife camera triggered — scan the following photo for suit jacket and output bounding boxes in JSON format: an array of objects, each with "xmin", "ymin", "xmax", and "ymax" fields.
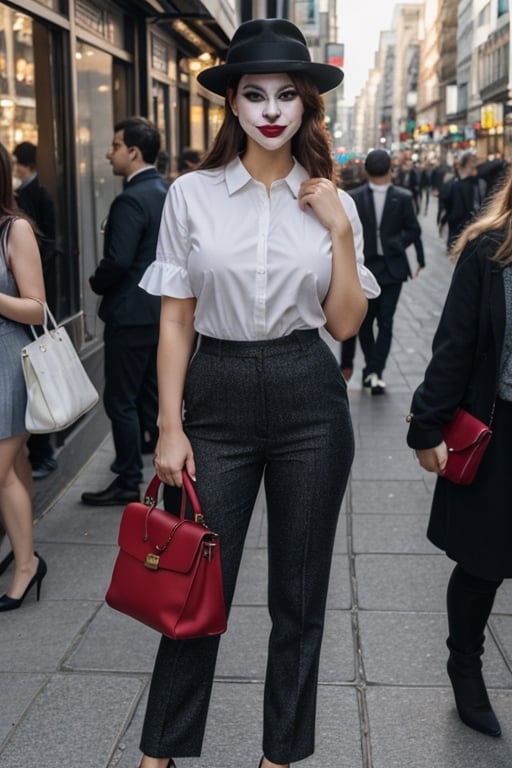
[
  {"xmin": 16, "ymin": 175, "xmax": 58, "ymax": 309},
  {"xmin": 89, "ymin": 167, "xmax": 167, "ymax": 326},
  {"xmin": 16, "ymin": 176, "xmax": 56, "ymax": 239},
  {"xmin": 441, "ymin": 175, "xmax": 487, "ymax": 238},
  {"xmin": 349, "ymin": 182, "xmax": 423, "ymax": 284}
]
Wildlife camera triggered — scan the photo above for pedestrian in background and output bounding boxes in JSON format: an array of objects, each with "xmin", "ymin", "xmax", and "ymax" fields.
[
  {"xmin": 397, "ymin": 159, "xmax": 420, "ymax": 215},
  {"xmin": 81, "ymin": 117, "xmax": 167, "ymax": 507},
  {"xmin": 12, "ymin": 141, "xmax": 58, "ymax": 480},
  {"xmin": 419, "ymin": 161, "xmax": 435, "ymax": 215},
  {"xmin": 138, "ymin": 18, "xmax": 378, "ymax": 768},
  {"xmin": 0, "ymin": 141, "xmax": 47, "ymax": 611},
  {"xmin": 349, "ymin": 149, "xmax": 423, "ymax": 394},
  {"xmin": 406, "ymin": 167, "xmax": 512, "ymax": 738},
  {"xmin": 441, "ymin": 150, "xmax": 486, "ymax": 248}
]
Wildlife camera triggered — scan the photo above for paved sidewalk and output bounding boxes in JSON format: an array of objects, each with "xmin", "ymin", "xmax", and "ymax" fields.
[{"xmin": 2, "ymin": 207, "xmax": 512, "ymax": 768}]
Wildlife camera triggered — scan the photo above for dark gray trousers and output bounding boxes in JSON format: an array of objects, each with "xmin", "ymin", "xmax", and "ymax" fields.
[{"xmin": 140, "ymin": 330, "xmax": 355, "ymax": 763}]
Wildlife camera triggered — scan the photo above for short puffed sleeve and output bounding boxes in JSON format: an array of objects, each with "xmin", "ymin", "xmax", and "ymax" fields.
[{"xmin": 139, "ymin": 181, "xmax": 195, "ymax": 298}]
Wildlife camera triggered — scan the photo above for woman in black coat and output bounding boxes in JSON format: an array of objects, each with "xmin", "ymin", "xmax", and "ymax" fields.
[{"xmin": 406, "ymin": 168, "xmax": 512, "ymax": 739}]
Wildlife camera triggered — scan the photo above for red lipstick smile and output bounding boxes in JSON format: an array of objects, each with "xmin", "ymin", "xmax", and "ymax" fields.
[{"xmin": 258, "ymin": 125, "xmax": 286, "ymax": 137}]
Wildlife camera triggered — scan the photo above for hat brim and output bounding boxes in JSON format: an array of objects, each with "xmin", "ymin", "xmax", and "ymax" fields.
[{"xmin": 197, "ymin": 61, "xmax": 344, "ymax": 97}]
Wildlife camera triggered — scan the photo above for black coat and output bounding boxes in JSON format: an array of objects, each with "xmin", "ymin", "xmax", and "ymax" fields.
[
  {"xmin": 441, "ymin": 176, "xmax": 487, "ymax": 241},
  {"xmin": 89, "ymin": 167, "xmax": 167, "ymax": 326},
  {"xmin": 406, "ymin": 231, "xmax": 511, "ymax": 579},
  {"xmin": 16, "ymin": 175, "xmax": 58, "ymax": 311},
  {"xmin": 349, "ymin": 182, "xmax": 423, "ymax": 284}
]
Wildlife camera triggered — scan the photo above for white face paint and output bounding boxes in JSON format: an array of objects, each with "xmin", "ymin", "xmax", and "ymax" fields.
[{"xmin": 231, "ymin": 74, "xmax": 304, "ymax": 151}]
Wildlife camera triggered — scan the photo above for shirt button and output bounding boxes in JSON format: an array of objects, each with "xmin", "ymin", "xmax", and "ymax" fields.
[{"xmin": 257, "ymin": 268, "xmax": 265, "ymax": 274}]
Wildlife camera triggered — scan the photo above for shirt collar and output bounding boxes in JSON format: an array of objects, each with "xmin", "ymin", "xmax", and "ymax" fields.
[
  {"xmin": 18, "ymin": 172, "xmax": 37, "ymax": 190},
  {"xmin": 225, "ymin": 156, "xmax": 308, "ymax": 197},
  {"xmin": 127, "ymin": 165, "xmax": 154, "ymax": 183},
  {"xmin": 369, "ymin": 181, "xmax": 391, "ymax": 193}
]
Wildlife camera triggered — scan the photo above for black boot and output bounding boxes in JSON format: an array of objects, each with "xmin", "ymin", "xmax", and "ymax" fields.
[
  {"xmin": 447, "ymin": 641, "xmax": 501, "ymax": 737},
  {"xmin": 446, "ymin": 565, "xmax": 502, "ymax": 737}
]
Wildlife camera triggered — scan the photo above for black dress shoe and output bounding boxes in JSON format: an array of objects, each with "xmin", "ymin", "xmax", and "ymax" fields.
[
  {"xmin": 31, "ymin": 457, "xmax": 58, "ymax": 480},
  {"xmin": 81, "ymin": 479, "xmax": 140, "ymax": 506}
]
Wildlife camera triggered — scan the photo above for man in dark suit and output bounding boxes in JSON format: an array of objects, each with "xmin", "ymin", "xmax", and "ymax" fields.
[
  {"xmin": 81, "ymin": 117, "xmax": 167, "ymax": 506},
  {"xmin": 349, "ymin": 149, "xmax": 424, "ymax": 394},
  {"xmin": 397, "ymin": 159, "xmax": 420, "ymax": 215},
  {"xmin": 13, "ymin": 141, "xmax": 59, "ymax": 479}
]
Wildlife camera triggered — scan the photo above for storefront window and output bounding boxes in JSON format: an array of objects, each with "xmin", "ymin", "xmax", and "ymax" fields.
[
  {"xmin": 0, "ymin": 8, "xmax": 36, "ymax": 148},
  {"xmin": 0, "ymin": 6, "xmax": 76, "ymax": 322},
  {"xmin": 152, "ymin": 80, "xmax": 169, "ymax": 174},
  {"xmin": 76, "ymin": 42, "xmax": 121, "ymax": 341}
]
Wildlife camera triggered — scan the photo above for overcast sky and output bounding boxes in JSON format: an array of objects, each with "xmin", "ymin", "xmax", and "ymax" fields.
[{"xmin": 338, "ymin": 0, "xmax": 421, "ymax": 105}]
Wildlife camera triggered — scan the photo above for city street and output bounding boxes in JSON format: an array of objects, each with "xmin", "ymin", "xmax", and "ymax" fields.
[{"xmin": 2, "ymin": 202, "xmax": 512, "ymax": 768}]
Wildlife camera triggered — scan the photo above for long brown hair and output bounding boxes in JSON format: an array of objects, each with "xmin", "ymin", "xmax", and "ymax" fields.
[
  {"xmin": 198, "ymin": 72, "xmax": 335, "ymax": 180},
  {"xmin": 451, "ymin": 164, "xmax": 512, "ymax": 266},
  {"xmin": 0, "ymin": 142, "xmax": 19, "ymax": 219}
]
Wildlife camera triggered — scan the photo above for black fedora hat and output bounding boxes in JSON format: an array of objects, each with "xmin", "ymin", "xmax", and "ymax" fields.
[{"xmin": 197, "ymin": 18, "xmax": 344, "ymax": 97}]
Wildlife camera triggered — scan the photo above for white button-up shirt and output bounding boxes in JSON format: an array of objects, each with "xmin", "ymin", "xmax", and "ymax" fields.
[{"xmin": 140, "ymin": 157, "xmax": 379, "ymax": 341}]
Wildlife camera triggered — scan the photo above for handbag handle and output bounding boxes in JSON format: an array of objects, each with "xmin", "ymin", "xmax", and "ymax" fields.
[
  {"xmin": 144, "ymin": 471, "xmax": 204, "ymax": 524},
  {"xmin": 27, "ymin": 300, "xmax": 59, "ymax": 341}
]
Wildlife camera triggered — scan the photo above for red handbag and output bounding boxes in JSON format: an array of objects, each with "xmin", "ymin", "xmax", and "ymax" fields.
[
  {"xmin": 105, "ymin": 472, "xmax": 227, "ymax": 640},
  {"xmin": 440, "ymin": 408, "xmax": 492, "ymax": 485}
]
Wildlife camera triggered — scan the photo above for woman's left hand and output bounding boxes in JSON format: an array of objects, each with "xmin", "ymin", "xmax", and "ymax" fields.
[
  {"xmin": 298, "ymin": 178, "xmax": 351, "ymax": 235},
  {"xmin": 415, "ymin": 443, "xmax": 448, "ymax": 475}
]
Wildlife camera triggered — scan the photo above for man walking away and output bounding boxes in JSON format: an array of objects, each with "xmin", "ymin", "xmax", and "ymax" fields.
[{"xmin": 349, "ymin": 149, "xmax": 424, "ymax": 395}]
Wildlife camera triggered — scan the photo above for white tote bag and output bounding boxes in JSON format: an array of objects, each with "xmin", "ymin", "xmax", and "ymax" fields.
[{"xmin": 21, "ymin": 303, "xmax": 99, "ymax": 433}]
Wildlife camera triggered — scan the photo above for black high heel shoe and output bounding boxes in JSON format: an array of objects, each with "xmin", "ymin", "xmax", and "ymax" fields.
[{"xmin": 0, "ymin": 552, "xmax": 47, "ymax": 612}]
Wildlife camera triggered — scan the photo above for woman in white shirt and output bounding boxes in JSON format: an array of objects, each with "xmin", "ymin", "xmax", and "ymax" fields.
[{"xmin": 138, "ymin": 18, "xmax": 379, "ymax": 768}]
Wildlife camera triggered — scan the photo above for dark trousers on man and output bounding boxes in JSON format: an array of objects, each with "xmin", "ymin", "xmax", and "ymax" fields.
[
  {"xmin": 358, "ymin": 281, "xmax": 402, "ymax": 378},
  {"xmin": 103, "ymin": 323, "xmax": 158, "ymax": 489},
  {"xmin": 140, "ymin": 331, "xmax": 354, "ymax": 763}
]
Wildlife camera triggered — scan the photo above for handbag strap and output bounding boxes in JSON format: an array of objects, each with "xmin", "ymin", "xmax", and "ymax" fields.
[
  {"xmin": 144, "ymin": 471, "xmax": 204, "ymax": 524},
  {"xmin": 27, "ymin": 300, "xmax": 58, "ymax": 341}
]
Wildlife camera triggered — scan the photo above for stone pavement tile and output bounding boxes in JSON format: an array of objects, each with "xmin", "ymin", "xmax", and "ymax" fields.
[
  {"xmin": 350, "ymin": 479, "xmax": 432, "ymax": 515},
  {"xmin": 352, "ymin": 514, "xmax": 438, "ymax": 554},
  {"xmin": 0, "ymin": 600, "xmax": 98, "ymax": 672},
  {"xmin": 232, "ymin": 551, "xmax": 351, "ymax": 610},
  {"xmin": 359, "ymin": 611, "xmax": 512, "ymax": 687},
  {"xmin": 489, "ymin": 615, "xmax": 512, "ymax": 671},
  {"xmin": 34, "ymin": 497, "xmax": 123, "ymax": 545},
  {"xmin": 366, "ymin": 687, "xmax": 512, "ymax": 768},
  {"xmin": 0, "ymin": 674, "xmax": 47, "ymax": 745},
  {"xmin": 215, "ymin": 607, "xmax": 355, "ymax": 683},
  {"xmin": 494, "ymin": 579, "xmax": 512, "ymax": 613},
  {"xmin": 0, "ymin": 673, "xmax": 145, "ymax": 768},
  {"xmin": 64, "ymin": 603, "xmax": 159, "ymax": 674},
  {"xmin": 19, "ymin": 542, "xmax": 119, "ymax": 601},
  {"xmin": 351, "ymin": 449, "xmax": 422, "ymax": 481},
  {"xmin": 109, "ymin": 682, "xmax": 363, "ymax": 768},
  {"xmin": 351, "ymin": 410, "xmax": 411, "ymax": 442},
  {"xmin": 355, "ymin": 554, "xmax": 453, "ymax": 611}
]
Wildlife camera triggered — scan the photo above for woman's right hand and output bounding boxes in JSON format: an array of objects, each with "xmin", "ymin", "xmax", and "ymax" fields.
[
  {"xmin": 153, "ymin": 429, "xmax": 196, "ymax": 487},
  {"xmin": 415, "ymin": 443, "xmax": 448, "ymax": 475}
]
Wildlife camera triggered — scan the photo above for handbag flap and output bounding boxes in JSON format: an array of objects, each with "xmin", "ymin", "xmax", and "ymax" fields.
[
  {"xmin": 441, "ymin": 408, "xmax": 492, "ymax": 452},
  {"xmin": 117, "ymin": 501, "xmax": 210, "ymax": 574}
]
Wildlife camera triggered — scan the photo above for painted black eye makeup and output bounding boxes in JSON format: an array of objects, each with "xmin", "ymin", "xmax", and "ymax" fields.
[
  {"xmin": 239, "ymin": 82, "xmax": 297, "ymax": 102},
  {"xmin": 241, "ymin": 89, "xmax": 265, "ymax": 102},
  {"xmin": 279, "ymin": 89, "xmax": 298, "ymax": 101}
]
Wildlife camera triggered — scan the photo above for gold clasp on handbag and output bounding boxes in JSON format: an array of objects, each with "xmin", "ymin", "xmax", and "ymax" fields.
[
  {"xmin": 202, "ymin": 540, "xmax": 217, "ymax": 560},
  {"xmin": 144, "ymin": 553, "xmax": 160, "ymax": 570}
]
